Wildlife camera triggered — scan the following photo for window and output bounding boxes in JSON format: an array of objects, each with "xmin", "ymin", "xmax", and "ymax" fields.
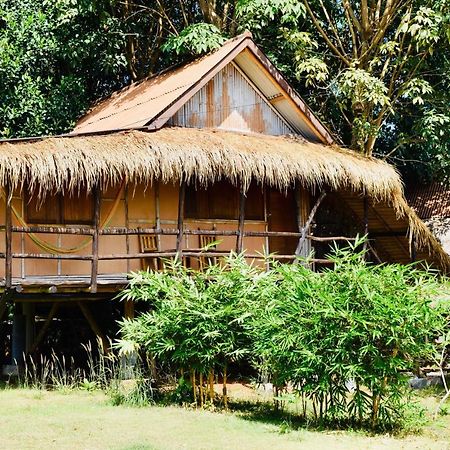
[
  {"xmin": 26, "ymin": 192, "xmax": 94, "ymax": 225},
  {"xmin": 185, "ymin": 179, "xmax": 264, "ymax": 220}
]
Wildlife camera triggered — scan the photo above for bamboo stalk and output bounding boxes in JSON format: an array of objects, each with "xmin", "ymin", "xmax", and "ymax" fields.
[
  {"xmin": 191, "ymin": 369, "xmax": 197, "ymax": 405},
  {"xmin": 199, "ymin": 372, "xmax": 204, "ymax": 407},
  {"xmin": 223, "ymin": 363, "xmax": 228, "ymax": 410},
  {"xmin": 209, "ymin": 368, "xmax": 215, "ymax": 402}
]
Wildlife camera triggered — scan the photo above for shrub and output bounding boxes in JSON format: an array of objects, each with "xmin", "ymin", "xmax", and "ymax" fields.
[
  {"xmin": 250, "ymin": 243, "xmax": 446, "ymax": 429},
  {"xmin": 117, "ymin": 244, "xmax": 447, "ymax": 430},
  {"xmin": 117, "ymin": 255, "xmax": 259, "ymax": 408}
]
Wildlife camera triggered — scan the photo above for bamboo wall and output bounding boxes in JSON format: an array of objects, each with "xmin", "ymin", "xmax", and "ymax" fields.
[{"xmin": 0, "ymin": 181, "xmax": 293, "ymax": 281}]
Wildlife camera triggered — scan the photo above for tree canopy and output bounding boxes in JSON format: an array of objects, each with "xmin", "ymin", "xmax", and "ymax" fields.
[{"xmin": 0, "ymin": 0, "xmax": 448, "ymax": 182}]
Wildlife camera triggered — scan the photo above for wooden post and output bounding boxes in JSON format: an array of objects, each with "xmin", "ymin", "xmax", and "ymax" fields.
[
  {"xmin": 263, "ymin": 186, "xmax": 270, "ymax": 270},
  {"xmin": 78, "ymin": 301, "xmax": 109, "ymax": 354},
  {"xmin": 23, "ymin": 302, "xmax": 35, "ymax": 353},
  {"xmin": 5, "ymin": 185, "xmax": 12, "ymax": 289},
  {"xmin": 176, "ymin": 181, "xmax": 186, "ymax": 257},
  {"xmin": 294, "ymin": 185, "xmax": 311, "ymax": 259},
  {"xmin": 90, "ymin": 185, "xmax": 101, "ymax": 293},
  {"xmin": 410, "ymin": 234, "xmax": 416, "ymax": 263},
  {"xmin": 236, "ymin": 182, "xmax": 246, "ymax": 253},
  {"xmin": 363, "ymin": 196, "xmax": 369, "ymax": 254},
  {"xmin": 29, "ymin": 302, "xmax": 59, "ymax": 354},
  {"xmin": 0, "ymin": 293, "xmax": 8, "ymax": 323},
  {"xmin": 124, "ymin": 184, "xmax": 130, "ymax": 273},
  {"xmin": 155, "ymin": 182, "xmax": 161, "ymax": 251},
  {"xmin": 294, "ymin": 191, "xmax": 326, "ymax": 261}
]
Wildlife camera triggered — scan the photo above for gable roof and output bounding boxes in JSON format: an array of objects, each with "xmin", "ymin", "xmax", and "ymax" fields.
[{"xmin": 73, "ymin": 33, "xmax": 334, "ymax": 144}]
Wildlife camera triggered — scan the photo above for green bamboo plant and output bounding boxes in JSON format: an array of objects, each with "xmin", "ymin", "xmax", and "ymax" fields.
[
  {"xmin": 117, "ymin": 255, "xmax": 258, "ymax": 408},
  {"xmin": 117, "ymin": 243, "xmax": 447, "ymax": 430}
]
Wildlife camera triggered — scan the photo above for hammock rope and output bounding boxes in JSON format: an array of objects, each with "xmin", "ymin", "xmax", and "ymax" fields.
[{"xmin": 0, "ymin": 182, "xmax": 125, "ymax": 255}]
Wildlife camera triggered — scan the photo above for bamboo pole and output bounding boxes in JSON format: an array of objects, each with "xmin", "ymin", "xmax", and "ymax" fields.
[
  {"xmin": 199, "ymin": 372, "xmax": 204, "ymax": 407},
  {"xmin": 124, "ymin": 184, "xmax": 130, "ymax": 273},
  {"xmin": 29, "ymin": 302, "xmax": 59, "ymax": 354},
  {"xmin": 363, "ymin": 196, "xmax": 369, "ymax": 253},
  {"xmin": 176, "ymin": 181, "xmax": 186, "ymax": 257},
  {"xmin": 236, "ymin": 182, "xmax": 246, "ymax": 253},
  {"xmin": 209, "ymin": 368, "xmax": 215, "ymax": 402},
  {"xmin": 78, "ymin": 301, "xmax": 109, "ymax": 354},
  {"xmin": 223, "ymin": 363, "xmax": 228, "ymax": 410},
  {"xmin": 294, "ymin": 191, "xmax": 327, "ymax": 261},
  {"xmin": 5, "ymin": 185, "xmax": 12, "ymax": 289},
  {"xmin": 90, "ymin": 185, "xmax": 101, "ymax": 293}
]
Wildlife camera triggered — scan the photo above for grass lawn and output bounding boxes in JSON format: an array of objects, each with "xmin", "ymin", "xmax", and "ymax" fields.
[{"xmin": 0, "ymin": 388, "xmax": 449, "ymax": 450}]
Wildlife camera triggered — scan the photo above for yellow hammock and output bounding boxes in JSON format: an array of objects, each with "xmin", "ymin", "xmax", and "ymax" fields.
[{"xmin": 0, "ymin": 182, "xmax": 125, "ymax": 255}]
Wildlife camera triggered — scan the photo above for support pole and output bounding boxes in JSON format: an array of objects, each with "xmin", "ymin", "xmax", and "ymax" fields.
[
  {"xmin": 362, "ymin": 196, "xmax": 369, "ymax": 254},
  {"xmin": 410, "ymin": 234, "xmax": 416, "ymax": 263},
  {"xmin": 5, "ymin": 185, "xmax": 12, "ymax": 289},
  {"xmin": 23, "ymin": 303, "xmax": 35, "ymax": 354},
  {"xmin": 176, "ymin": 181, "xmax": 186, "ymax": 258},
  {"xmin": 90, "ymin": 185, "xmax": 101, "ymax": 293},
  {"xmin": 294, "ymin": 191, "xmax": 326, "ymax": 261},
  {"xmin": 124, "ymin": 184, "xmax": 130, "ymax": 273},
  {"xmin": 236, "ymin": 182, "xmax": 246, "ymax": 253},
  {"xmin": 29, "ymin": 303, "xmax": 59, "ymax": 354},
  {"xmin": 294, "ymin": 185, "xmax": 311, "ymax": 259},
  {"xmin": 78, "ymin": 301, "xmax": 109, "ymax": 354}
]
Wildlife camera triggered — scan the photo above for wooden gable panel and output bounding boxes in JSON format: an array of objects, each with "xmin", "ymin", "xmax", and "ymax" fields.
[{"xmin": 168, "ymin": 63, "xmax": 294, "ymax": 136}]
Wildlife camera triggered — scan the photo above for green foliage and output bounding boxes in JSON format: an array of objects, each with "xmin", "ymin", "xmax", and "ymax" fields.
[
  {"xmin": 117, "ymin": 246, "xmax": 447, "ymax": 431},
  {"xmin": 0, "ymin": 0, "xmax": 126, "ymax": 138},
  {"xmin": 251, "ymin": 243, "xmax": 445, "ymax": 429},
  {"xmin": 162, "ymin": 23, "xmax": 227, "ymax": 56}
]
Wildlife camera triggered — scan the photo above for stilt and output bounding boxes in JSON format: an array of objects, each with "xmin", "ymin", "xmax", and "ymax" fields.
[
  {"xmin": 11, "ymin": 304, "xmax": 26, "ymax": 364},
  {"xmin": 23, "ymin": 303, "xmax": 35, "ymax": 354},
  {"xmin": 78, "ymin": 301, "xmax": 109, "ymax": 354}
]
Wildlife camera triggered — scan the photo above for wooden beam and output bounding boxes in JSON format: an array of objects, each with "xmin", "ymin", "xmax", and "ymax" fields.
[
  {"xmin": 78, "ymin": 301, "xmax": 109, "ymax": 354},
  {"xmin": 90, "ymin": 185, "xmax": 101, "ymax": 294},
  {"xmin": 29, "ymin": 302, "xmax": 59, "ymax": 354},
  {"xmin": 12, "ymin": 225, "xmax": 94, "ymax": 235},
  {"xmin": 5, "ymin": 185, "xmax": 12, "ymax": 289},
  {"xmin": 294, "ymin": 191, "xmax": 327, "ymax": 261},
  {"xmin": 236, "ymin": 182, "xmax": 246, "ymax": 253},
  {"xmin": 176, "ymin": 181, "xmax": 186, "ymax": 256},
  {"xmin": 11, "ymin": 253, "xmax": 92, "ymax": 260}
]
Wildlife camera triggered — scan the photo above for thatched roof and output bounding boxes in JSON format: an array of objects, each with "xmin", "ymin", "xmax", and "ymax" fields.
[
  {"xmin": 0, "ymin": 127, "xmax": 449, "ymax": 272},
  {"xmin": 0, "ymin": 127, "xmax": 398, "ymax": 195}
]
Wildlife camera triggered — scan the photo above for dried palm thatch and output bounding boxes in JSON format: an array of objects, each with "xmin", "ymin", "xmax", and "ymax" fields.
[
  {"xmin": 0, "ymin": 127, "xmax": 400, "ymax": 197},
  {"xmin": 0, "ymin": 127, "xmax": 448, "ymax": 271}
]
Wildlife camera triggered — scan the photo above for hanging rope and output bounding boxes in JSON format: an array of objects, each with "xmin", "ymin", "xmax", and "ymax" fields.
[{"xmin": 0, "ymin": 181, "xmax": 126, "ymax": 255}]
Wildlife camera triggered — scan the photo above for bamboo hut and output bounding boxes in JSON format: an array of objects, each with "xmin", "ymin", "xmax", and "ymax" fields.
[{"xmin": 1, "ymin": 33, "xmax": 448, "ymax": 366}]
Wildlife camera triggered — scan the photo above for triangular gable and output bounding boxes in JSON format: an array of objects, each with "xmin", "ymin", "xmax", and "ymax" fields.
[
  {"xmin": 73, "ymin": 33, "xmax": 334, "ymax": 144},
  {"xmin": 167, "ymin": 62, "xmax": 295, "ymax": 135}
]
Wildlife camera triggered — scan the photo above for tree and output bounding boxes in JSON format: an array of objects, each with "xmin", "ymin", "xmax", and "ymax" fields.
[
  {"xmin": 0, "ymin": 0, "xmax": 126, "ymax": 138},
  {"xmin": 236, "ymin": 0, "xmax": 449, "ymax": 156}
]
